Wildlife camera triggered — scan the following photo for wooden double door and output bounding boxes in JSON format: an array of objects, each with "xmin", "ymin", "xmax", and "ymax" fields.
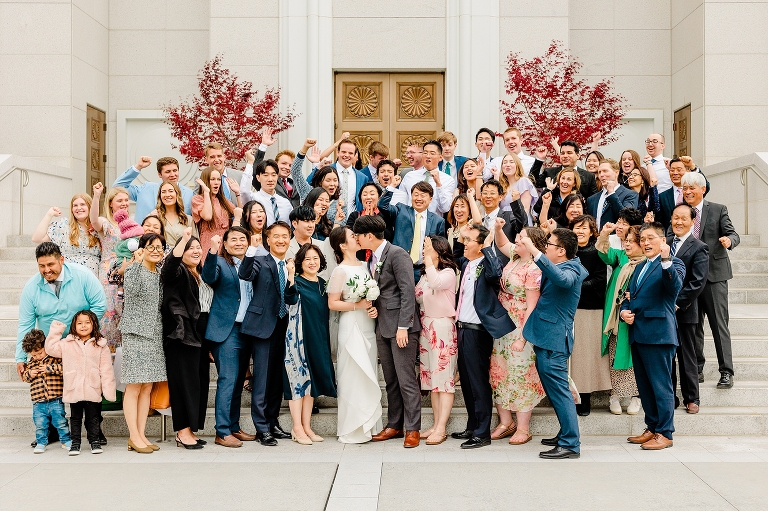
[{"xmin": 335, "ymin": 73, "xmax": 444, "ymax": 166}]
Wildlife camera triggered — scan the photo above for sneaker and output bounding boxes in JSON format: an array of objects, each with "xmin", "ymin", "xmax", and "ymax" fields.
[
  {"xmin": 61, "ymin": 441, "xmax": 72, "ymax": 450},
  {"xmin": 69, "ymin": 444, "xmax": 81, "ymax": 456},
  {"xmin": 33, "ymin": 444, "xmax": 46, "ymax": 454},
  {"xmin": 98, "ymin": 430, "xmax": 108, "ymax": 446},
  {"xmin": 627, "ymin": 397, "xmax": 642, "ymax": 415},
  {"xmin": 609, "ymin": 395, "xmax": 622, "ymax": 415},
  {"xmin": 90, "ymin": 442, "xmax": 103, "ymax": 454}
]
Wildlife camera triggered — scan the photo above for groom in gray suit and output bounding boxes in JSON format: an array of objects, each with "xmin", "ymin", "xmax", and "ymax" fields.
[{"xmin": 353, "ymin": 215, "xmax": 422, "ymax": 448}]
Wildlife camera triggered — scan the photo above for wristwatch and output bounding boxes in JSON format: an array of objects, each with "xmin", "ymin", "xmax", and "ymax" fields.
[{"xmin": 661, "ymin": 256, "xmax": 672, "ymax": 262}]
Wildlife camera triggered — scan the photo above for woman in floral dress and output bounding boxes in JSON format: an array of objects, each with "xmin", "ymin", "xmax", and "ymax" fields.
[
  {"xmin": 489, "ymin": 224, "xmax": 548, "ymax": 445},
  {"xmin": 415, "ymin": 235, "xmax": 458, "ymax": 445}
]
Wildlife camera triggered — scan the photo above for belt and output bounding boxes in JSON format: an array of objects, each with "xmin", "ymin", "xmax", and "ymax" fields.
[{"xmin": 457, "ymin": 321, "xmax": 486, "ymax": 332}]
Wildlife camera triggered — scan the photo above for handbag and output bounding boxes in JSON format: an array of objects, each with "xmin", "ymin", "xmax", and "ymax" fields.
[{"xmin": 149, "ymin": 381, "xmax": 170, "ymax": 410}]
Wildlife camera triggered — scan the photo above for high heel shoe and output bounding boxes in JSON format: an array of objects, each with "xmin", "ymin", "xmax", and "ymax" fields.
[
  {"xmin": 195, "ymin": 439, "xmax": 207, "ymax": 446},
  {"xmin": 291, "ymin": 432, "xmax": 312, "ymax": 445},
  {"xmin": 307, "ymin": 433, "xmax": 323, "ymax": 442},
  {"xmin": 127, "ymin": 439, "xmax": 153, "ymax": 454},
  {"xmin": 176, "ymin": 435, "xmax": 204, "ymax": 450},
  {"xmin": 146, "ymin": 442, "xmax": 160, "ymax": 451}
]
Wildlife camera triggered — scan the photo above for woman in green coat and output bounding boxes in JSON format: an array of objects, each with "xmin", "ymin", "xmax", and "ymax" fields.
[{"xmin": 597, "ymin": 223, "xmax": 644, "ymax": 416}]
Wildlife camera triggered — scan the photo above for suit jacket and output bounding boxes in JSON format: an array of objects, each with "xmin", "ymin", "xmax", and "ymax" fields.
[
  {"xmin": 371, "ymin": 242, "xmax": 419, "ymax": 338},
  {"xmin": 305, "ymin": 162, "xmax": 372, "ymax": 212},
  {"xmin": 201, "ymin": 252, "xmax": 244, "ymax": 342},
  {"xmin": 221, "ymin": 168, "xmax": 244, "ymax": 204},
  {"xmin": 438, "ymin": 156, "xmax": 469, "ymax": 180},
  {"xmin": 586, "ymin": 186, "xmax": 640, "ymax": 229},
  {"xmin": 456, "ymin": 247, "xmax": 516, "ymax": 339},
  {"xmin": 658, "ymin": 187, "xmax": 676, "ymax": 230},
  {"xmin": 523, "ymin": 256, "xmax": 588, "ymax": 355},
  {"xmin": 666, "ymin": 235, "xmax": 709, "ymax": 324},
  {"xmin": 379, "ymin": 190, "xmax": 446, "ymax": 253},
  {"xmin": 160, "ymin": 254, "xmax": 202, "ymax": 346},
  {"xmin": 493, "ymin": 204, "xmax": 527, "ymax": 243},
  {"xmin": 621, "ymin": 257, "xmax": 685, "ymax": 345},
  {"xmin": 249, "ymin": 148, "xmax": 301, "ymax": 208},
  {"xmin": 531, "ymin": 164, "xmax": 599, "ymax": 199},
  {"xmin": 695, "ymin": 200, "xmax": 740, "ymax": 283},
  {"xmin": 238, "ymin": 254, "xmax": 298, "ymax": 338}
]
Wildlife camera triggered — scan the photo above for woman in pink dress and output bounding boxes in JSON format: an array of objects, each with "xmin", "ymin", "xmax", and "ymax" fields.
[
  {"xmin": 489, "ymin": 223, "xmax": 548, "ymax": 445},
  {"xmin": 192, "ymin": 168, "xmax": 242, "ymax": 259},
  {"xmin": 415, "ymin": 235, "xmax": 458, "ymax": 445}
]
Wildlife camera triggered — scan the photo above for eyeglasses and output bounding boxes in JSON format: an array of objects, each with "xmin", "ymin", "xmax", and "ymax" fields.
[
  {"xmin": 645, "ymin": 139, "xmax": 663, "ymax": 144},
  {"xmin": 462, "ymin": 236, "xmax": 478, "ymax": 243},
  {"xmin": 144, "ymin": 245, "xmax": 164, "ymax": 253},
  {"xmin": 546, "ymin": 242, "xmax": 563, "ymax": 249}
]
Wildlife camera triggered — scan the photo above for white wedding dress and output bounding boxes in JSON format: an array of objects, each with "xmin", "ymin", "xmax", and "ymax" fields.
[{"xmin": 328, "ymin": 263, "xmax": 383, "ymax": 443}]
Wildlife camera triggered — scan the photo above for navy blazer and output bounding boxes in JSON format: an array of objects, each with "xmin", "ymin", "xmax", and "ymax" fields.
[
  {"xmin": 237, "ymin": 254, "xmax": 298, "ymax": 338},
  {"xmin": 657, "ymin": 187, "xmax": 676, "ymax": 230},
  {"xmin": 456, "ymin": 247, "xmax": 516, "ymax": 339},
  {"xmin": 666, "ymin": 235, "xmax": 709, "ymax": 324},
  {"xmin": 379, "ymin": 189, "xmax": 446, "ymax": 252},
  {"xmin": 201, "ymin": 252, "xmax": 245, "ymax": 342},
  {"xmin": 438, "ymin": 156, "xmax": 469, "ymax": 180},
  {"xmin": 305, "ymin": 163, "xmax": 371, "ymax": 212},
  {"xmin": 621, "ymin": 257, "xmax": 685, "ymax": 345},
  {"xmin": 586, "ymin": 186, "xmax": 640, "ymax": 229},
  {"xmin": 523, "ymin": 256, "xmax": 588, "ymax": 355}
]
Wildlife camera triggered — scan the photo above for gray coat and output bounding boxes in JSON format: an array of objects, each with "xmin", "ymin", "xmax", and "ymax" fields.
[
  {"xmin": 697, "ymin": 200, "xmax": 740, "ymax": 283},
  {"xmin": 371, "ymin": 242, "xmax": 420, "ymax": 339}
]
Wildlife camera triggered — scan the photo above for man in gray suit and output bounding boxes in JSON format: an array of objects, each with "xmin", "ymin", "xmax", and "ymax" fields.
[
  {"xmin": 205, "ymin": 142, "xmax": 244, "ymax": 204},
  {"xmin": 681, "ymin": 172, "xmax": 740, "ymax": 388},
  {"xmin": 353, "ymin": 215, "xmax": 422, "ymax": 448}
]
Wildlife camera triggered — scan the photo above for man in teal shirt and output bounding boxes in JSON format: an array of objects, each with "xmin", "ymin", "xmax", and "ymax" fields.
[{"xmin": 16, "ymin": 242, "xmax": 106, "ymax": 379}]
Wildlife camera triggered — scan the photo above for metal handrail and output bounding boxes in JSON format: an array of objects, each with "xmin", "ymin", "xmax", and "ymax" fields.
[
  {"xmin": 0, "ymin": 167, "xmax": 30, "ymax": 235},
  {"xmin": 739, "ymin": 166, "xmax": 768, "ymax": 235}
]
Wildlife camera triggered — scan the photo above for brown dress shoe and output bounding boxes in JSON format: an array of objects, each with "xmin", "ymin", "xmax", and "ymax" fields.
[
  {"xmin": 371, "ymin": 428, "xmax": 404, "ymax": 442},
  {"xmin": 403, "ymin": 430, "xmax": 420, "ymax": 448},
  {"xmin": 215, "ymin": 435, "xmax": 243, "ymax": 448},
  {"xmin": 686, "ymin": 403, "xmax": 700, "ymax": 414},
  {"xmin": 232, "ymin": 430, "xmax": 256, "ymax": 442},
  {"xmin": 627, "ymin": 429, "xmax": 655, "ymax": 444},
  {"xmin": 641, "ymin": 433, "xmax": 673, "ymax": 450}
]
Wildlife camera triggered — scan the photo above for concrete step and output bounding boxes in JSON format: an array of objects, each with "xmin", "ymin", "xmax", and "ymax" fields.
[
  {"xmin": 703, "ymin": 336, "xmax": 768, "ymax": 358},
  {"xmin": 703, "ymin": 358, "xmax": 768, "ymax": 380},
  {"xmin": 0, "ymin": 247, "xmax": 36, "ymax": 261},
  {"xmin": 0, "ymin": 276, "xmax": 31, "ymax": 289},
  {"xmin": 733, "ymin": 260, "xmax": 768, "ymax": 274},
  {"xmin": 737, "ymin": 235, "xmax": 761, "ymax": 247},
  {"xmin": 0, "ymin": 261, "xmax": 37, "ymax": 275},
  {"xmin": 731, "ymin": 247, "xmax": 768, "ymax": 261},
  {"xmin": 0, "ymin": 289, "xmax": 22, "ymax": 306},
  {"xmin": 731, "ymin": 274, "xmax": 768, "ymax": 289},
  {"xmin": 729, "ymin": 289, "xmax": 768, "ymax": 305},
  {"xmin": 4, "ymin": 235, "xmax": 34, "ymax": 248}
]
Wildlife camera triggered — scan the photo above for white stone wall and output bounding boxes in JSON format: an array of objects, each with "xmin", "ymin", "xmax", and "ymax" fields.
[{"xmin": 671, "ymin": 0, "xmax": 703, "ymax": 165}]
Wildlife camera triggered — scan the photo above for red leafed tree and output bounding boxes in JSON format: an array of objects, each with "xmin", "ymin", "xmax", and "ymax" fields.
[
  {"xmin": 163, "ymin": 55, "xmax": 297, "ymax": 169},
  {"xmin": 500, "ymin": 40, "xmax": 628, "ymax": 156}
]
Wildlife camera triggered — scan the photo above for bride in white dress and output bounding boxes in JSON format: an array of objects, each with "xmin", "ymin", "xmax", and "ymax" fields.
[{"xmin": 327, "ymin": 226, "xmax": 383, "ymax": 443}]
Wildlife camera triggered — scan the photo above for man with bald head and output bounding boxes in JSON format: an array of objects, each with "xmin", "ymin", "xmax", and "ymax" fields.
[{"xmin": 643, "ymin": 133, "xmax": 672, "ymax": 193}]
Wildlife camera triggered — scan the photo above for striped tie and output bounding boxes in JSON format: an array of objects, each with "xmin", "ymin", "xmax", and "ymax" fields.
[
  {"xmin": 670, "ymin": 237, "xmax": 681, "ymax": 257},
  {"xmin": 271, "ymin": 196, "xmax": 280, "ymax": 223},
  {"xmin": 277, "ymin": 260, "xmax": 287, "ymax": 318},
  {"xmin": 693, "ymin": 212, "xmax": 701, "ymax": 238}
]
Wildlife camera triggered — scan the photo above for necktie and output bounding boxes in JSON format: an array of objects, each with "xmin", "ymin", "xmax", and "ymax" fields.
[
  {"xmin": 53, "ymin": 280, "xmax": 61, "ymax": 298},
  {"xmin": 283, "ymin": 177, "xmax": 292, "ymax": 195},
  {"xmin": 369, "ymin": 252, "xmax": 378, "ymax": 274},
  {"xmin": 693, "ymin": 211, "xmax": 701, "ymax": 238},
  {"xmin": 423, "ymin": 171, "xmax": 430, "ymax": 182},
  {"xmin": 340, "ymin": 169, "xmax": 349, "ymax": 217},
  {"xmin": 270, "ymin": 196, "xmax": 280, "ymax": 222},
  {"xmin": 670, "ymin": 237, "xmax": 681, "ymax": 257},
  {"xmin": 410, "ymin": 212, "xmax": 422, "ymax": 263},
  {"xmin": 445, "ymin": 161, "xmax": 451, "ymax": 178},
  {"xmin": 651, "ymin": 158, "xmax": 657, "ymax": 164},
  {"xmin": 675, "ymin": 187, "xmax": 683, "ymax": 205},
  {"xmin": 277, "ymin": 260, "xmax": 287, "ymax": 318},
  {"xmin": 636, "ymin": 261, "xmax": 651, "ymax": 284},
  {"xmin": 483, "ymin": 215, "xmax": 491, "ymax": 230},
  {"xmin": 601, "ymin": 192, "xmax": 610, "ymax": 213}
]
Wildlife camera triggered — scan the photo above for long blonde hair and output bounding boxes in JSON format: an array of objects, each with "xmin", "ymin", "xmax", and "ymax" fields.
[
  {"xmin": 156, "ymin": 181, "xmax": 189, "ymax": 226},
  {"xmin": 498, "ymin": 152, "xmax": 525, "ymax": 191},
  {"xmin": 68, "ymin": 194, "xmax": 99, "ymax": 248},
  {"xmin": 104, "ymin": 187, "xmax": 130, "ymax": 226}
]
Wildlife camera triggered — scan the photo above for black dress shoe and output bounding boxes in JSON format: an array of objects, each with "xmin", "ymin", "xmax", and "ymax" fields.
[
  {"xmin": 460, "ymin": 436, "xmax": 491, "ymax": 449},
  {"xmin": 270, "ymin": 424, "xmax": 291, "ymax": 439},
  {"xmin": 196, "ymin": 438, "xmax": 207, "ymax": 446},
  {"xmin": 698, "ymin": 372, "xmax": 704, "ymax": 383},
  {"xmin": 540, "ymin": 436, "xmax": 559, "ymax": 446},
  {"xmin": 576, "ymin": 393, "xmax": 591, "ymax": 416},
  {"xmin": 717, "ymin": 372, "xmax": 734, "ymax": 389},
  {"xmin": 539, "ymin": 446, "xmax": 580, "ymax": 459},
  {"xmin": 312, "ymin": 405, "xmax": 320, "ymax": 415},
  {"xmin": 256, "ymin": 432, "xmax": 278, "ymax": 446},
  {"xmin": 451, "ymin": 429, "xmax": 473, "ymax": 440}
]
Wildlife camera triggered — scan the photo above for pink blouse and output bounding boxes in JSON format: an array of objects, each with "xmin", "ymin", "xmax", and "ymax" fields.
[
  {"xmin": 416, "ymin": 266, "xmax": 457, "ymax": 319},
  {"xmin": 191, "ymin": 194, "xmax": 235, "ymax": 257}
]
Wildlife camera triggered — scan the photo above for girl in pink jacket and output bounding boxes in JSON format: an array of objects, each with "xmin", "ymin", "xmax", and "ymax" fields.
[{"xmin": 46, "ymin": 311, "xmax": 116, "ymax": 455}]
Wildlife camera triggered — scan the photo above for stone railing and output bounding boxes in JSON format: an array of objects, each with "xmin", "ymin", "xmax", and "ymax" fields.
[
  {"xmin": 0, "ymin": 155, "xmax": 72, "ymax": 246},
  {"xmin": 705, "ymin": 153, "xmax": 768, "ymax": 240}
]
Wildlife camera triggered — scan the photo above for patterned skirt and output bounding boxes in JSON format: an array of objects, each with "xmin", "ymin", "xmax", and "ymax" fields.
[
  {"xmin": 120, "ymin": 333, "xmax": 167, "ymax": 384},
  {"xmin": 490, "ymin": 328, "xmax": 546, "ymax": 412},
  {"xmin": 418, "ymin": 316, "xmax": 458, "ymax": 393}
]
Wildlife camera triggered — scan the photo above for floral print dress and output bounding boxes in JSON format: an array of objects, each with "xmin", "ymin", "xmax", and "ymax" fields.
[
  {"xmin": 96, "ymin": 220, "xmax": 122, "ymax": 351},
  {"xmin": 415, "ymin": 270, "xmax": 458, "ymax": 393},
  {"xmin": 490, "ymin": 258, "xmax": 546, "ymax": 412},
  {"xmin": 47, "ymin": 218, "xmax": 101, "ymax": 275}
]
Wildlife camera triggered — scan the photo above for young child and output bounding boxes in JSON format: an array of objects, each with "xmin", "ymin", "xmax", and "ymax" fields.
[
  {"xmin": 22, "ymin": 330, "xmax": 72, "ymax": 454},
  {"xmin": 46, "ymin": 312, "xmax": 117, "ymax": 455}
]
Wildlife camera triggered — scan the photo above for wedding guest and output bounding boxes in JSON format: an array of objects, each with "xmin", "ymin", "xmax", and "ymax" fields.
[
  {"xmin": 597, "ymin": 223, "xmax": 642, "ymax": 415},
  {"xmin": 291, "ymin": 139, "xmax": 341, "ymax": 204},
  {"xmin": 113, "ymin": 156, "xmax": 194, "ymax": 223},
  {"xmin": 455, "ymin": 158, "xmax": 483, "ymax": 197},
  {"xmin": 530, "ymin": 140, "xmax": 598, "ymax": 199},
  {"xmin": 490, "ymin": 223, "xmax": 547, "ymax": 445},
  {"xmin": 32, "ymin": 194, "xmax": 101, "ymax": 276},
  {"xmin": 584, "ymin": 150, "xmax": 605, "ymax": 179},
  {"xmin": 192, "ymin": 168, "xmax": 240, "ymax": 257},
  {"xmin": 240, "ymin": 200, "xmax": 267, "ymax": 247},
  {"xmin": 497, "ymin": 152, "xmax": 538, "ymax": 225},
  {"xmin": 243, "ymin": 159, "xmax": 293, "ymax": 226},
  {"xmin": 532, "ymin": 167, "xmax": 581, "ymax": 221},
  {"xmin": 626, "ymin": 166, "xmax": 660, "ymax": 222},
  {"xmin": 284, "ymin": 244, "xmax": 338, "ymax": 444},
  {"xmin": 437, "ymin": 131, "xmax": 468, "ymax": 179},
  {"xmin": 120, "ymin": 233, "xmax": 167, "ymax": 454},
  {"xmin": 642, "ymin": 134, "xmax": 671, "ymax": 192},
  {"xmin": 152, "ymin": 181, "xmax": 197, "ymax": 246},
  {"xmin": 398, "ymin": 140, "xmax": 457, "ymax": 214},
  {"xmin": 162, "ymin": 228, "xmax": 207, "ymax": 449},
  {"xmin": 346, "ymin": 182, "xmax": 396, "ymax": 244},
  {"xmin": 619, "ymin": 150, "xmax": 643, "ymax": 187},
  {"xmin": 569, "ymin": 215, "xmax": 609, "ymax": 416},
  {"xmin": 540, "ymin": 193, "xmax": 587, "ymax": 231},
  {"xmin": 446, "ymin": 191, "xmax": 482, "ymax": 260},
  {"xmin": 372, "ymin": 160, "xmax": 408, "ymax": 205},
  {"xmin": 586, "ymin": 159, "xmax": 639, "ymax": 230},
  {"xmin": 303, "ymin": 187, "xmax": 344, "ymax": 240},
  {"xmin": 415, "ymin": 235, "xmax": 458, "ymax": 445},
  {"xmin": 327, "ymin": 225, "xmax": 382, "ymax": 443}
]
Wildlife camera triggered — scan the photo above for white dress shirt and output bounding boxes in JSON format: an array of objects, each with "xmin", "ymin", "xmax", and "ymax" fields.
[
  {"xmin": 398, "ymin": 167, "xmax": 457, "ymax": 214},
  {"xmin": 412, "ymin": 210, "xmax": 428, "ymax": 264},
  {"xmin": 482, "ymin": 207, "xmax": 500, "ymax": 231},
  {"xmin": 253, "ymin": 189, "xmax": 292, "ymax": 227},
  {"xmin": 232, "ymin": 257, "xmax": 251, "ymax": 323},
  {"xmin": 649, "ymin": 156, "xmax": 672, "ymax": 193},
  {"xmin": 517, "ymin": 152, "xmax": 535, "ymax": 174},
  {"xmin": 336, "ymin": 163, "xmax": 357, "ymax": 211},
  {"xmin": 595, "ymin": 185, "xmax": 621, "ymax": 228},
  {"xmin": 457, "ymin": 256, "xmax": 484, "ymax": 324}
]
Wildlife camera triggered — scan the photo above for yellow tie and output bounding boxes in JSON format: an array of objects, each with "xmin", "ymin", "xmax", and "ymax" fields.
[{"xmin": 410, "ymin": 212, "xmax": 422, "ymax": 263}]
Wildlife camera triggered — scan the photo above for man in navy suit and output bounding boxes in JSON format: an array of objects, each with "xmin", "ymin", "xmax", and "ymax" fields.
[
  {"xmin": 437, "ymin": 131, "xmax": 468, "ymax": 180},
  {"xmin": 520, "ymin": 228, "xmax": 588, "ymax": 459},
  {"xmin": 667, "ymin": 204, "xmax": 709, "ymax": 413},
  {"xmin": 238, "ymin": 221, "xmax": 298, "ymax": 446},
  {"xmin": 587, "ymin": 158, "xmax": 639, "ymax": 230},
  {"xmin": 621, "ymin": 222, "xmax": 685, "ymax": 450},
  {"xmin": 450, "ymin": 223, "xmax": 516, "ymax": 449}
]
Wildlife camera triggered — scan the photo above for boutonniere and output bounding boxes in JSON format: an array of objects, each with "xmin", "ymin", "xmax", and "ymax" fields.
[
  {"xmin": 474, "ymin": 264, "xmax": 484, "ymax": 279},
  {"xmin": 375, "ymin": 260, "xmax": 384, "ymax": 274}
]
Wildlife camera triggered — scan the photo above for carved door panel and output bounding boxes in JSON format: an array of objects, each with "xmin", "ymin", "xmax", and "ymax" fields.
[
  {"xmin": 87, "ymin": 105, "xmax": 106, "ymax": 196},
  {"xmin": 674, "ymin": 105, "xmax": 691, "ymax": 158},
  {"xmin": 335, "ymin": 73, "xmax": 444, "ymax": 167}
]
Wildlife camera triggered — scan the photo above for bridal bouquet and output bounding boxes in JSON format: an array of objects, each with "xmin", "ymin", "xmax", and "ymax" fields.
[{"xmin": 346, "ymin": 274, "xmax": 380, "ymax": 301}]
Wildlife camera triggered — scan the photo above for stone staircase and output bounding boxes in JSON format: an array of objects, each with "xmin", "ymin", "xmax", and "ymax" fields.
[{"xmin": 1, "ymin": 234, "xmax": 767, "ymax": 438}]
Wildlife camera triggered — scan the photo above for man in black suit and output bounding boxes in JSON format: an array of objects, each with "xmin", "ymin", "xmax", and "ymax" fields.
[
  {"xmin": 478, "ymin": 179, "xmax": 527, "ymax": 242},
  {"xmin": 238, "ymin": 221, "xmax": 298, "ymax": 445},
  {"xmin": 246, "ymin": 127, "xmax": 301, "ymax": 209},
  {"xmin": 682, "ymin": 172, "xmax": 740, "ymax": 388},
  {"xmin": 587, "ymin": 158, "xmax": 639, "ymax": 229},
  {"xmin": 667, "ymin": 204, "xmax": 709, "ymax": 413},
  {"xmin": 530, "ymin": 140, "xmax": 599, "ymax": 199}
]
